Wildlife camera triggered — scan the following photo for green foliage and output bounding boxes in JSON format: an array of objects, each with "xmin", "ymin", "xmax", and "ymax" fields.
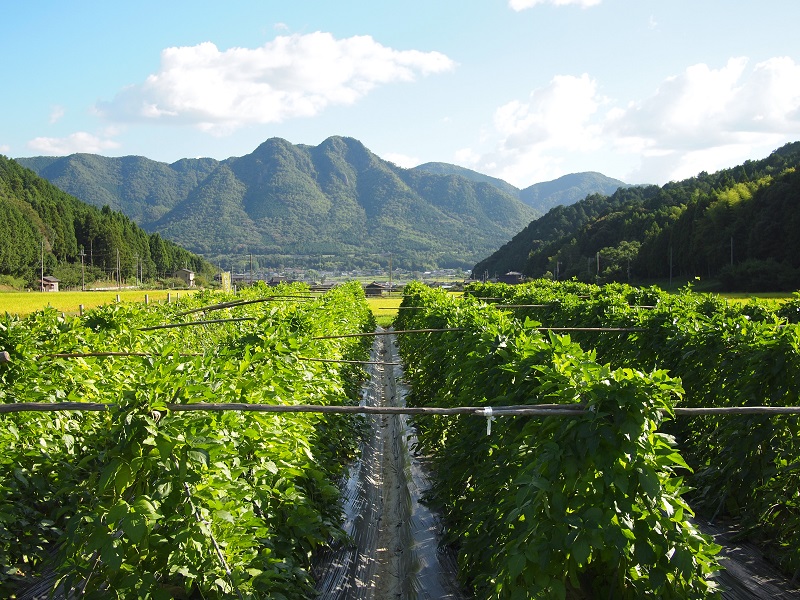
[
  {"xmin": 464, "ymin": 279, "xmax": 800, "ymax": 576},
  {"xmin": 395, "ymin": 281, "xmax": 721, "ymax": 598},
  {"xmin": 476, "ymin": 143, "xmax": 800, "ymax": 291},
  {"xmin": 0, "ymin": 282, "xmax": 374, "ymax": 598},
  {"xmin": 0, "ymin": 156, "xmax": 214, "ymax": 286}
]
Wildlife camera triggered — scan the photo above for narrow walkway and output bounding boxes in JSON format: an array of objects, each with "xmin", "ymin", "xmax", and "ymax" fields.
[
  {"xmin": 700, "ymin": 520, "xmax": 800, "ymax": 599},
  {"xmin": 313, "ymin": 330, "xmax": 467, "ymax": 599}
]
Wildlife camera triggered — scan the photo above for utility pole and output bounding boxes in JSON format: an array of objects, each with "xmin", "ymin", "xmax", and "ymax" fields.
[
  {"xmin": 249, "ymin": 253, "xmax": 253, "ymax": 286},
  {"xmin": 133, "ymin": 254, "xmax": 139, "ymax": 287},
  {"xmin": 40, "ymin": 238, "xmax": 44, "ymax": 292},
  {"xmin": 388, "ymin": 253, "xmax": 393, "ymax": 291},
  {"xmin": 596, "ymin": 252, "xmax": 600, "ymax": 281},
  {"xmin": 80, "ymin": 249, "xmax": 86, "ymax": 291},
  {"xmin": 117, "ymin": 249, "xmax": 121, "ymax": 290}
]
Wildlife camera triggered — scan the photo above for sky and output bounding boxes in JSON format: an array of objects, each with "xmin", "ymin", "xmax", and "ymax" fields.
[{"xmin": 3, "ymin": 0, "xmax": 800, "ymax": 188}]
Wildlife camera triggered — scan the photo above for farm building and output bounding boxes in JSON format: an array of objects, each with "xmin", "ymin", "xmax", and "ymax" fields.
[
  {"xmin": 497, "ymin": 271, "xmax": 523, "ymax": 284},
  {"xmin": 364, "ymin": 281, "xmax": 391, "ymax": 297},
  {"xmin": 40, "ymin": 276, "xmax": 60, "ymax": 292},
  {"xmin": 174, "ymin": 268, "xmax": 195, "ymax": 287}
]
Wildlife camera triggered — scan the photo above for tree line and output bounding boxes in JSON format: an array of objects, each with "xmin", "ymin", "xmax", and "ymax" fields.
[
  {"xmin": 0, "ymin": 156, "xmax": 214, "ymax": 289},
  {"xmin": 475, "ymin": 142, "xmax": 800, "ymax": 291}
]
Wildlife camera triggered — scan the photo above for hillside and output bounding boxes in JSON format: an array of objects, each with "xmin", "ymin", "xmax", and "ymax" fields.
[
  {"xmin": 0, "ymin": 156, "xmax": 213, "ymax": 288},
  {"xmin": 518, "ymin": 171, "xmax": 630, "ymax": 214},
  {"xmin": 18, "ymin": 137, "xmax": 538, "ymax": 271},
  {"xmin": 473, "ymin": 142, "xmax": 800, "ymax": 291},
  {"xmin": 412, "ymin": 163, "xmax": 630, "ymax": 214},
  {"xmin": 412, "ymin": 162, "xmax": 521, "ymax": 198}
]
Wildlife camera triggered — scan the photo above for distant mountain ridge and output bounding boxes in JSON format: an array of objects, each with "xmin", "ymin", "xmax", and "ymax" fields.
[
  {"xmin": 0, "ymin": 155, "xmax": 212, "ymax": 286},
  {"xmin": 18, "ymin": 137, "xmax": 631, "ymax": 271},
  {"xmin": 412, "ymin": 163, "xmax": 630, "ymax": 213},
  {"xmin": 18, "ymin": 137, "xmax": 538, "ymax": 270},
  {"xmin": 519, "ymin": 171, "xmax": 630, "ymax": 214}
]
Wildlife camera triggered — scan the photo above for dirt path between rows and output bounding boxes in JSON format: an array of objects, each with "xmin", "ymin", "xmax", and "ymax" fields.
[{"xmin": 313, "ymin": 330, "xmax": 468, "ymax": 599}]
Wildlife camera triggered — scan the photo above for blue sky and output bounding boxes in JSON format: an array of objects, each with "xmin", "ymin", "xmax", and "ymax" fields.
[{"xmin": 3, "ymin": 0, "xmax": 800, "ymax": 187}]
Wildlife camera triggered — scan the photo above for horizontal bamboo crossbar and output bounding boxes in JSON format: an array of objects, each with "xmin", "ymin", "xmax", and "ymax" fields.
[
  {"xmin": 3, "ymin": 402, "xmax": 800, "ymax": 417},
  {"xmin": 312, "ymin": 328, "xmax": 465, "ymax": 339},
  {"xmin": 537, "ymin": 327, "xmax": 645, "ymax": 332},
  {"xmin": 46, "ymin": 351, "xmax": 202, "ymax": 359},
  {"xmin": 296, "ymin": 357, "xmax": 401, "ymax": 366},
  {"xmin": 139, "ymin": 317, "xmax": 256, "ymax": 331},
  {"xmin": 175, "ymin": 295, "xmax": 312, "ymax": 317}
]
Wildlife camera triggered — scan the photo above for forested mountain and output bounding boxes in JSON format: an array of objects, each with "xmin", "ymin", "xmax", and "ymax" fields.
[
  {"xmin": 473, "ymin": 142, "xmax": 800, "ymax": 291},
  {"xmin": 18, "ymin": 137, "xmax": 538, "ymax": 271},
  {"xmin": 412, "ymin": 163, "xmax": 629, "ymax": 214},
  {"xmin": 518, "ymin": 171, "xmax": 630, "ymax": 214},
  {"xmin": 412, "ymin": 162, "xmax": 521, "ymax": 198},
  {"xmin": 0, "ymin": 156, "xmax": 213, "ymax": 288}
]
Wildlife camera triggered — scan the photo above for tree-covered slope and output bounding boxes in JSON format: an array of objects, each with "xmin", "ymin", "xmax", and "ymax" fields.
[
  {"xmin": 412, "ymin": 162, "xmax": 522, "ymax": 199},
  {"xmin": 20, "ymin": 137, "xmax": 539, "ymax": 270},
  {"xmin": 0, "ymin": 156, "xmax": 213, "ymax": 287},
  {"xmin": 17, "ymin": 154, "xmax": 220, "ymax": 227},
  {"xmin": 474, "ymin": 142, "xmax": 800, "ymax": 291},
  {"xmin": 518, "ymin": 171, "xmax": 631, "ymax": 214},
  {"xmin": 412, "ymin": 163, "xmax": 630, "ymax": 215}
]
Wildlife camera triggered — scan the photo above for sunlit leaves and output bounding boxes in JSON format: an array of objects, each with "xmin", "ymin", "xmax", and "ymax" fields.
[{"xmin": 0, "ymin": 282, "xmax": 374, "ymax": 597}]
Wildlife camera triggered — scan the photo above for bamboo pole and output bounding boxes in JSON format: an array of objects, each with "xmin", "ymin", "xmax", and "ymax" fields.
[
  {"xmin": 175, "ymin": 295, "xmax": 314, "ymax": 317},
  {"xmin": 46, "ymin": 351, "xmax": 202, "ymax": 359},
  {"xmin": 0, "ymin": 402, "xmax": 110, "ymax": 413},
  {"xmin": 537, "ymin": 327, "xmax": 645, "ymax": 332},
  {"xmin": 494, "ymin": 304, "xmax": 553, "ymax": 308},
  {"xmin": 296, "ymin": 357, "xmax": 401, "ymax": 366},
  {"xmin": 312, "ymin": 328, "xmax": 465, "ymax": 340},
  {"xmin": 139, "ymin": 317, "xmax": 255, "ymax": 331},
  {"xmin": 2, "ymin": 402, "xmax": 799, "ymax": 417}
]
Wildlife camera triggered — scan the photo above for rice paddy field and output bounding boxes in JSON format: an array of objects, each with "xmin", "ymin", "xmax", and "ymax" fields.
[{"xmin": 0, "ymin": 289, "xmax": 192, "ymax": 317}]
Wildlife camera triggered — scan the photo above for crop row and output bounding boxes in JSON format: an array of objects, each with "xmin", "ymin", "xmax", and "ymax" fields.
[
  {"xmin": 395, "ymin": 281, "xmax": 721, "ymax": 599},
  {"xmin": 0, "ymin": 282, "xmax": 374, "ymax": 599},
  {"xmin": 465, "ymin": 280, "xmax": 800, "ymax": 577}
]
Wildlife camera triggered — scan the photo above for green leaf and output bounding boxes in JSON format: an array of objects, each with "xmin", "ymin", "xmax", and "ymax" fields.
[
  {"xmin": 107, "ymin": 500, "xmax": 129, "ymax": 524},
  {"xmin": 122, "ymin": 513, "xmax": 147, "ymax": 544},
  {"xmin": 187, "ymin": 448, "xmax": 209, "ymax": 467},
  {"xmin": 571, "ymin": 537, "xmax": 591, "ymax": 565},
  {"xmin": 507, "ymin": 551, "xmax": 526, "ymax": 580}
]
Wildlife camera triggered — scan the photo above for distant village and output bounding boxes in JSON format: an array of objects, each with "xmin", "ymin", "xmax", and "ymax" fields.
[
  {"xmin": 35, "ymin": 266, "xmax": 528, "ymax": 293},
  {"xmin": 223, "ymin": 267, "xmax": 477, "ymax": 294}
]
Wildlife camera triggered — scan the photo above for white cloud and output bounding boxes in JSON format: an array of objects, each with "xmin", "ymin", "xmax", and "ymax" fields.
[
  {"xmin": 462, "ymin": 56, "xmax": 800, "ymax": 186},
  {"xmin": 97, "ymin": 33, "xmax": 455, "ymax": 134},
  {"xmin": 27, "ymin": 132, "xmax": 120, "ymax": 155},
  {"xmin": 49, "ymin": 105, "xmax": 65, "ymax": 124},
  {"xmin": 0, "ymin": 144, "xmax": 10, "ymax": 155},
  {"xmin": 509, "ymin": 0, "xmax": 601, "ymax": 10},
  {"xmin": 607, "ymin": 56, "xmax": 800, "ymax": 181},
  {"xmin": 461, "ymin": 73, "xmax": 605, "ymax": 185},
  {"xmin": 383, "ymin": 152, "xmax": 421, "ymax": 168}
]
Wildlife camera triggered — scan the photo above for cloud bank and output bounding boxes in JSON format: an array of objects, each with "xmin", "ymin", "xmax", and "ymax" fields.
[
  {"xmin": 461, "ymin": 56, "xmax": 800, "ymax": 185},
  {"xmin": 97, "ymin": 32, "xmax": 455, "ymax": 134},
  {"xmin": 27, "ymin": 132, "xmax": 120, "ymax": 155}
]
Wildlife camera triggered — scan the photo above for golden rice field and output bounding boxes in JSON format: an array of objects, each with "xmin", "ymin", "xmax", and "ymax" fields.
[
  {"xmin": 0, "ymin": 289, "xmax": 405, "ymax": 325},
  {"xmin": 0, "ymin": 289, "xmax": 194, "ymax": 317},
  {"xmin": 366, "ymin": 295, "xmax": 403, "ymax": 327}
]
